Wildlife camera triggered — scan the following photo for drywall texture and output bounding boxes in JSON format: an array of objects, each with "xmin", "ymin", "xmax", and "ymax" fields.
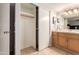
[
  {"xmin": 39, "ymin": 8, "xmax": 49, "ymax": 51},
  {"xmin": 20, "ymin": 16, "xmax": 36, "ymax": 49},
  {"xmin": 15, "ymin": 4, "xmax": 21, "ymax": 55}
]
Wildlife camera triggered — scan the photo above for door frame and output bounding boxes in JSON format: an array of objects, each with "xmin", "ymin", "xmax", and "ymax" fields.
[
  {"xmin": 36, "ymin": 6, "xmax": 39, "ymax": 51},
  {"xmin": 10, "ymin": 3, "xmax": 15, "ymax": 55},
  {"xmin": 31, "ymin": 3, "xmax": 39, "ymax": 51}
]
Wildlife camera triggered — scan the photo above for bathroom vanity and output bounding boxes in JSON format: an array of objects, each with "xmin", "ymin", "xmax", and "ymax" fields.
[{"xmin": 52, "ymin": 31, "xmax": 79, "ymax": 54}]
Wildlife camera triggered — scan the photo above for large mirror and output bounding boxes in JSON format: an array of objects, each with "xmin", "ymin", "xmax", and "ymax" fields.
[
  {"xmin": 62, "ymin": 8, "xmax": 79, "ymax": 30},
  {"xmin": 64, "ymin": 17, "xmax": 79, "ymax": 29}
]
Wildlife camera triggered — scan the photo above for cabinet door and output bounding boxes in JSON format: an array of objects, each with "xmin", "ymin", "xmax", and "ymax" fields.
[
  {"xmin": 58, "ymin": 36, "xmax": 67, "ymax": 48},
  {"xmin": 68, "ymin": 39, "xmax": 79, "ymax": 53},
  {"xmin": 52, "ymin": 35, "xmax": 58, "ymax": 46},
  {"xmin": 52, "ymin": 32, "xmax": 58, "ymax": 46}
]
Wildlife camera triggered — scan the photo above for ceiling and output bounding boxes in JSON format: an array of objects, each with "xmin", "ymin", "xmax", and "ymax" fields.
[{"xmin": 35, "ymin": 3, "xmax": 79, "ymax": 12}]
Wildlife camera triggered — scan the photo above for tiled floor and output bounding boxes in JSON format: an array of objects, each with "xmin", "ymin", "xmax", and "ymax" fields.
[{"xmin": 21, "ymin": 47, "xmax": 70, "ymax": 55}]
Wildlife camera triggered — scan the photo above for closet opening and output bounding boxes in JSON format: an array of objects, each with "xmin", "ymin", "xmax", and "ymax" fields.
[{"xmin": 19, "ymin": 3, "xmax": 38, "ymax": 55}]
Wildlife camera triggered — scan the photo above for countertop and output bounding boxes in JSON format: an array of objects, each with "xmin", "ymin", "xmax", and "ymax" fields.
[{"xmin": 53, "ymin": 29, "xmax": 79, "ymax": 34}]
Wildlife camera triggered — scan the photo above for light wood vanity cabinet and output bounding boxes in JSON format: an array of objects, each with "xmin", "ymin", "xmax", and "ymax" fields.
[
  {"xmin": 52, "ymin": 32, "xmax": 58, "ymax": 46},
  {"xmin": 52, "ymin": 32, "xmax": 79, "ymax": 54},
  {"xmin": 68, "ymin": 34, "xmax": 79, "ymax": 53},
  {"xmin": 68, "ymin": 39, "xmax": 79, "ymax": 53},
  {"xmin": 58, "ymin": 35, "xmax": 67, "ymax": 49}
]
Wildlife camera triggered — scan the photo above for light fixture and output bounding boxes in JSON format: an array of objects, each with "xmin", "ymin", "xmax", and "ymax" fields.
[
  {"xmin": 73, "ymin": 8, "xmax": 78, "ymax": 14},
  {"xmin": 63, "ymin": 8, "xmax": 79, "ymax": 17},
  {"xmin": 64, "ymin": 12, "xmax": 68, "ymax": 15},
  {"xmin": 68, "ymin": 10, "xmax": 73, "ymax": 15}
]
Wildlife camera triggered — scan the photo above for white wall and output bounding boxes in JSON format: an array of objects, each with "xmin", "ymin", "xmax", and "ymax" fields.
[
  {"xmin": 50, "ymin": 11, "xmax": 57, "ymax": 32},
  {"xmin": 50, "ymin": 11, "xmax": 64, "ymax": 32},
  {"xmin": 15, "ymin": 4, "xmax": 21, "ymax": 55},
  {"xmin": 20, "ymin": 16, "xmax": 36, "ymax": 49},
  {"xmin": 39, "ymin": 8, "xmax": 49, "ymax": 51}
]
